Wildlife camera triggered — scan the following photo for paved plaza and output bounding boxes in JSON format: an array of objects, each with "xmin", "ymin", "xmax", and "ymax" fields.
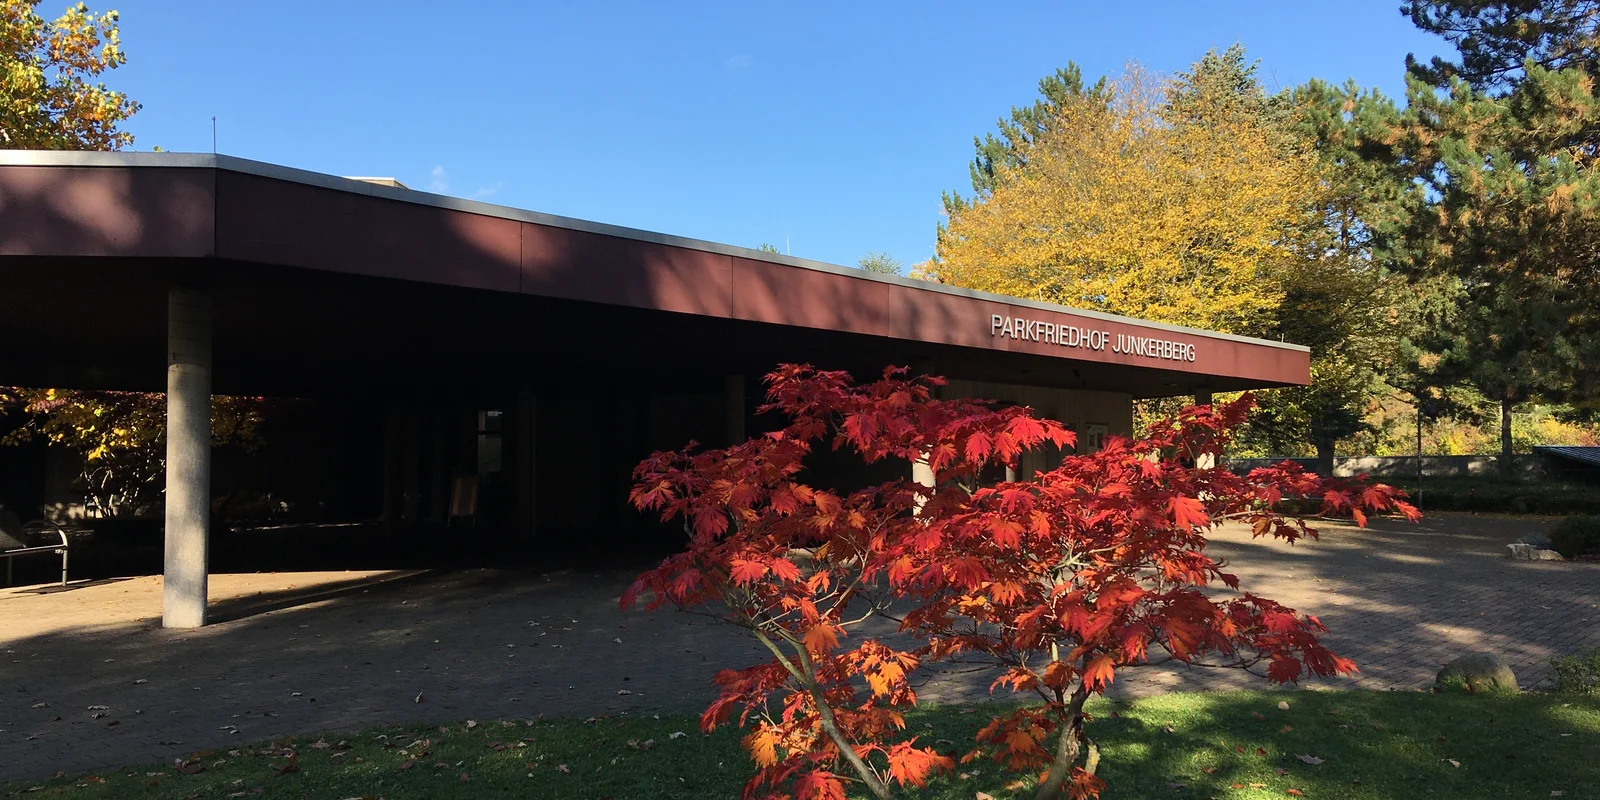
[{"xmin": 3, "ymin": 513, "xmax": 1597, "ymax": 781}]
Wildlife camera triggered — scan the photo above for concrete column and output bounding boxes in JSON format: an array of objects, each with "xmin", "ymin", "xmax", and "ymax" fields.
[
  {"xmin": 1193, "ymin": 390, "xmax": 1217, "ymax": 470},
  {"xmin": 911, "ymin": 453, "xmax": 934, "ymax": 515},
  {"xmin": 163, "ymin": 289, "xmax": 212, "ymax": 629},
  {"xmin": 724, "ymin": 375, "xmax": 746, "ymax": 446}
]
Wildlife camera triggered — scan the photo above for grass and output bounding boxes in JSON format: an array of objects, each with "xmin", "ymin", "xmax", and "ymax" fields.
[
  {"xmin": 6, "ymin": 690, "xmax": 1598, "ymax": 799},
  {"xmin": 1390, "ymin": 475, "xmax": 1600, "ymax": 515}
]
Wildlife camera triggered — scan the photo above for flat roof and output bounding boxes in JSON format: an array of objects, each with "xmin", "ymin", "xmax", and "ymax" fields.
[{"xmin": 0, "ymin": 150, "xmax": 1309, "ymax": 395}]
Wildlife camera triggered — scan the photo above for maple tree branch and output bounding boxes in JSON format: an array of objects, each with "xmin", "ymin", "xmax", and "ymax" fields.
[{"xmin": 777, "ymin": 633, "xmax": 895, "ymax": 800}]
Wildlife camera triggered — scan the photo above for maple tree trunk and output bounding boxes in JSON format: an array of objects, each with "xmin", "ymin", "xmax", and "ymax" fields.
[{"xmin": 1034, "ymin": 687, "xmax": 1093, "ymax": 800}]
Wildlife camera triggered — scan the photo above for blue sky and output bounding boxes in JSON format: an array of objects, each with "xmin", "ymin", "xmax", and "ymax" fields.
[{"xmin": 115, "ymin": 1, "xmax": 1447, "ymax": 268}]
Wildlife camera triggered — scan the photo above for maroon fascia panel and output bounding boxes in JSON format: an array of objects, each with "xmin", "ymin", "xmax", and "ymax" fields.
[
  {"xmin": 0, "ymin": 160, "xmax": 1310, "ymax": 388},
  {"xmin": 0, "ymin": 166, "xmax": 213, "ymax": 258}
]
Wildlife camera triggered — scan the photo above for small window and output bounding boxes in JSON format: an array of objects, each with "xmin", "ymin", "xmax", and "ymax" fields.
[{"xmin": 1083, "ymin": 423, "xmax": 1109, "ymax": 453}]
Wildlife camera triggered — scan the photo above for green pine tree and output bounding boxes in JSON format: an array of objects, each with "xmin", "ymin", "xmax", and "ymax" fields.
[
  {"xmin": 1390, "ymin": 60, "xmax": 1598, "ymax": 474},
  {"xmin": 1401, "ymin": 0, "xmax": 1600, "ymax": 92},
  {"xmin": 941, "ymin": 63, "xmax": 1109, "ymax": 211}
]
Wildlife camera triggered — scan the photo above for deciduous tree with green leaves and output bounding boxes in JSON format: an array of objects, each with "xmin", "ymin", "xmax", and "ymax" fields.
[{"xmin": 857, "ymin": 251, "xmax": 903, "ymax": 275}]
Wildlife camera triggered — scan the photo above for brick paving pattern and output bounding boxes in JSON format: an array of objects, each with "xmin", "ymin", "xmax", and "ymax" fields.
[{"xmin": 2, "ymin": 512, "xmax": 1596, "ymax": 781}]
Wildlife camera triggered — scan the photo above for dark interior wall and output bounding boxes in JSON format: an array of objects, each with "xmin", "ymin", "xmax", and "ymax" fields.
[
  {"xmin": 212, "ymin": 400, "xmax": 384, "ymax": 523},
  {"xmin": 0, "ymin": 414, "xmax": 45, "ymax": 518}
]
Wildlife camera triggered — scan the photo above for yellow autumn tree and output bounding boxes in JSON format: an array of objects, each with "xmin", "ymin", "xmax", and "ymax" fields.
[
  {"xmin": 0, "ymin": 0, "xmax": 139, "ymax": 150},
  {"xmin": 0, "ymin": 389, "xmax": 265, "ymax": 516},
  {"xmin": 934, "ymin": 64, "xmax": 1326, "ymax": 337}
]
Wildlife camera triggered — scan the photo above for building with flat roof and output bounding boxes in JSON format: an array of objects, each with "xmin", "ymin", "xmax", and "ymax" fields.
[{"xmin": 0, "ymin": 151, "xmax": 1309, "ymax": 627}]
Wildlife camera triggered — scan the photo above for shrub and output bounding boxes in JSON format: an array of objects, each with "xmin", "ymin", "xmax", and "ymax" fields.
[
  {"xmin": 1548, "ymin": 515, "xmax": 1600, "ymax": 558},
  {"xmin": 1552, "ymin": 648, "xmax": 1600, "ymax": 696}
]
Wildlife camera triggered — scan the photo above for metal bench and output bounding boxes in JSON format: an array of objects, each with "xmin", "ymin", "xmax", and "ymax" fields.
[{"xmin": 0, "ymin": 512, "xmax": 70, "ymax": 588}]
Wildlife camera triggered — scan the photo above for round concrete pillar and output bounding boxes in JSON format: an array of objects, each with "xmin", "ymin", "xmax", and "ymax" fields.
[{"xmin": 163, "ymin": 288, "xmax": 212, "ymax": 629}]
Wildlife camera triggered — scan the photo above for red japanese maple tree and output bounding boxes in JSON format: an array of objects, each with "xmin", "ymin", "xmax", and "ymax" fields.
[{"xmin": 623, "ymin": 365, "xmax": 1417, "ymax": 800}]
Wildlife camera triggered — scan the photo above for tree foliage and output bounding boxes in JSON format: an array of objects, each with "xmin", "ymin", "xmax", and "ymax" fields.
[
  {"xmin": 934, "ymin": 60, "xmax": 1322, "ymax": 337},
  {"xmin": 1402, "ymin": 0, "xmax": 1600, "ymax": 91},
  {"xmin": 1240, "ymin": 78, "xmax": 1415, "ymax": 469},
  {"xmin": 624, "ymin": 365, "xmax": 1417, "ymax": 800},
  {"xmin": 944, "ymin": 63, "xmax": 1109, "ymax": 208},
  {"xmin": 935, "ymin": 49, "xmax": 1413, "ymax": 465},
  {"xmin": 0, "ymin": 0, "xmax": 139, "ymax": 150},
  {"xmin": 857, "ymin": 251, "xmax": 904, "ymax": 275},
  {"xmin": 1385, "ymin": 21, "xmax": 1600, "ymax": 469},
  {"xmin": 0, "ymin": 388, "xmax": 265, "ymax": 516}
]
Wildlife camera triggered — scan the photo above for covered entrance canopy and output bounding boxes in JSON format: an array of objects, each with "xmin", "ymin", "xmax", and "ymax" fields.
[{"xmin": 0, "ymin": 151, "xmax": 1310, "ymax": 626}]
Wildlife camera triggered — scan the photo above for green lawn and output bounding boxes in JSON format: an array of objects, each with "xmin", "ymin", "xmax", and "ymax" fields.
[{"xmin": 7, "ymin": 690, "xmax": 1598, "ymax": 799}]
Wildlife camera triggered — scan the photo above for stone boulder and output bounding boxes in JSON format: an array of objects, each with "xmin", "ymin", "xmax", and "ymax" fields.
[
  {"xmin": 1506, "ymin": 543, "xmax": 1565, "ymax": 561},
  {"xmin": 1435, "ymin": 653, "xmax": 1519, "ymax": 694}
]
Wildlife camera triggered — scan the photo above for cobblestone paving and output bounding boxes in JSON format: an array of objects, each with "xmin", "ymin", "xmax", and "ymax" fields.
[{"xmin": 3, "ymin": 513, "xmax": 1596, "ymax": 781}]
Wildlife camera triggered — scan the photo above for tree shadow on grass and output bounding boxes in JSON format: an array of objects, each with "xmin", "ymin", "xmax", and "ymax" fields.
[{"xmin": 906, "ymin": 690, "xmax": 1600, "ymax": 799}]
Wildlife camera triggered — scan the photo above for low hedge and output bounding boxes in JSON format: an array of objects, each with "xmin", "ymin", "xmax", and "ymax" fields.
[
  {"xmin": 1549, "ymin": 515, "xmax": 1600, "ymax": 558},
  {"xmin": 1384, "ymin": 476, "xmax": 1600, "ymax": 515}
]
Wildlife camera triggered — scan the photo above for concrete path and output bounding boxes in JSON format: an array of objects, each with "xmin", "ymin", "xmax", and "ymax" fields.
[{"xmin": 2, "ymin": 513, "xmax": 1596, "ymax": 781}]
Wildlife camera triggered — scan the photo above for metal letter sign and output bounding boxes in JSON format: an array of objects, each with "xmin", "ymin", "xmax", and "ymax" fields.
[{"xmin": 990, "ymin": 315, "xmax": 1196, "ymax": 363}]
